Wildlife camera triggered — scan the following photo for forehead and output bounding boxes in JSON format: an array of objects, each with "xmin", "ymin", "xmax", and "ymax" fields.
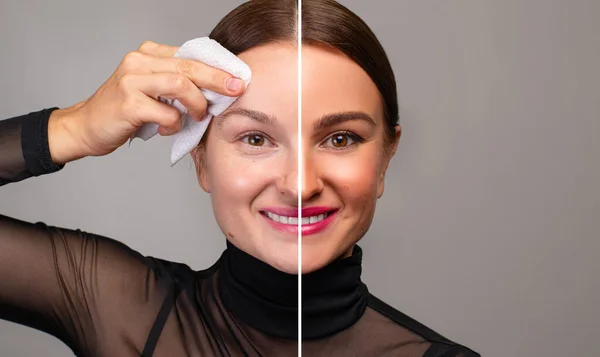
[
  {"xmin": 301, "ymin": 45, "xmax": 383, "ymax": 121},
  {"xmin": 231, "ymin": 43, "xmax": 383, "ymax": 123},
  {"xmin": 233, "ymin": 43, "xmax": 298, "ymax": 113}
]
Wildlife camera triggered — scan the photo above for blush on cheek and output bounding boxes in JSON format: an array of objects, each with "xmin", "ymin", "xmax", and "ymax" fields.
[{"xmin": 323, "ymin": 153, "xmax": 380, "ymax": 204}]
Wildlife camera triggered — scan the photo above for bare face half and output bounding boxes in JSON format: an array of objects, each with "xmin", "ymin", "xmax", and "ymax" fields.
[{"xmin": 194, "ymin": 42, "xmax": 399, "ymax": 274}]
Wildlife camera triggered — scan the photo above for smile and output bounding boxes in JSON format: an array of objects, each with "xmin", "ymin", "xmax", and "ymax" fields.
[
  {"xmin": 265, "ymin": 212, "xmax": 330, "ymax": 225},
  {"xmin": 260, "ymin": 207, "xmax": 337, "ymax": 235}
]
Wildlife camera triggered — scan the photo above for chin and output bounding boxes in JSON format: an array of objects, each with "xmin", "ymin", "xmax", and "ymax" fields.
[
  {"xmin": 299, "ymin": 245, "xmax": 338, "ymax": 274},
  {"xmin": 262, "ymin": 249, "xmax": 334, "ymax": 274},
  {"xmin": 269, "ymin": 259, "xmax": 299, "ymax": 275},
  {"xmin": 301, "ymin": 235, "xmax": 361, "ymax": 273},
  {"xmin": 261, "ymin": 245, "xmax": 300, "ymax": 275},
  {"xmin": 300, "ymin": 260, "xmax": 325, "ymax": 274}
]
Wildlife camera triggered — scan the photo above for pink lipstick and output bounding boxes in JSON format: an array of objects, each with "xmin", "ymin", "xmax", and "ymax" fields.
[{"xmin": 261, "ymin": 206, "xmax": 337, "ymax": 235}]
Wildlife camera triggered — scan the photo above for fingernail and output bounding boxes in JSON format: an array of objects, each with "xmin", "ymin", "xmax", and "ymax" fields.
[{"xmin": 226, "ymin": 78, "xmax": 244, "ymax": 92}]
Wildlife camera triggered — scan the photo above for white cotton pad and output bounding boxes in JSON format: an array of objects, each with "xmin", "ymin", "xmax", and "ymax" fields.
[{"xmin": 130, "ymin": 37, "xmax": 252, "ymax": 165}]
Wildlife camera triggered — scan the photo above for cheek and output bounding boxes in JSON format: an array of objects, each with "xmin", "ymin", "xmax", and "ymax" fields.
[
  {"xmin": 319, "ymin": 145, "xmax": 381, "ymax": 206},
  {"xmin": 206, "ymin": 151, "xmax": 268, "ymax": 205}
]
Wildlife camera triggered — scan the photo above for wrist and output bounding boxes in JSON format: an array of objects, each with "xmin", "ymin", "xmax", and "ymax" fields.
[{"xmin": 48, "ymin": 104, "xmax": 86, "ymax": 165}]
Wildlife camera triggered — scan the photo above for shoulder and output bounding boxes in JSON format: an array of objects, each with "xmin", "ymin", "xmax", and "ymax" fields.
[
  {"xmin": 144, "ymin": 256, "xmax": 197, "ymax": 282},
  {"xmin": 143, "ymin": 255, "xmax": 220, "ymax": 286},
  {"xmin": 367, "ymin": 294, "xmax": 481, "ymax": 357}
]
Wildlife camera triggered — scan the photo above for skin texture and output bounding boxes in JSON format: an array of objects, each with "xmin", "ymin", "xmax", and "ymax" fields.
[{"xmin": 193, "ymin": 42, "xmax": 400, "ymax": 274}]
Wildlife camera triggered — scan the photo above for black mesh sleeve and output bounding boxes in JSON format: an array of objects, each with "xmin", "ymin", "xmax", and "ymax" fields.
[
  {"xmin": 0, "ymin": 108, "xmax": 64, "ymax": 186},
  {"xmin": 0, "ymin": 109, "xmax": 167, "ymax": 355}
]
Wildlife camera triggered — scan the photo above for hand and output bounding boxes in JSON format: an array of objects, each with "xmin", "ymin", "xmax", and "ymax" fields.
[{"xmin": 48, "ymin": 40, "xmax": 247, "ymax": 164}]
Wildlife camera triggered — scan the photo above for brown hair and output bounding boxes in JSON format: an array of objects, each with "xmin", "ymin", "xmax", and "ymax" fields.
[{"xmin": 209, "ymin": 0, "xmax": 399, "ymax": 142}]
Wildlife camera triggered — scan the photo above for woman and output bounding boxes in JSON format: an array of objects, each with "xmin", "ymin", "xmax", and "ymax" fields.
[{"xmin": 0, "ymin": 0, "xmax": 480, "ymax": 356}]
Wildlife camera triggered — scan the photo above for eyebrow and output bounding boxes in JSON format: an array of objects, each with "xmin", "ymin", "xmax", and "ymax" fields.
[
  {"xmin": 216, "ymin": 108, "xmax": 276, "ymax": 128},
  {"xmin": 215, "ymin": 108, "xmax": 375, "ymax": 130},
  {"xmin": 313, "ymin": 111, "xmax": 376, "ymax": 131}
]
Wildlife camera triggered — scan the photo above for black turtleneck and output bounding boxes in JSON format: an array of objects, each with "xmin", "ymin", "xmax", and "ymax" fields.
[
  {"xmin": 0, "ymin": 108, "xmax": 481, "ymax": 356},
  {"xmin": 219, "ymin": 240, "xmax": 369, "ymax": 339}
]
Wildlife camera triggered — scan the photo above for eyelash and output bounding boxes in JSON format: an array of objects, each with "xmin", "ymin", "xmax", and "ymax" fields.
[
  {"xmin": 236, "ymin": 131, "xmax": 364, "ymax": 150},
  {"xmin": 238, "ymin": 131, "xmax": 275, "ymax": 149},
  {"xmin": 322, "ymin": 131, "xmax": 365, "ymax": 149}
]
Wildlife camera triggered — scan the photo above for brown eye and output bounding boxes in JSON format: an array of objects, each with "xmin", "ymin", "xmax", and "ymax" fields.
[
  {"xmin": 323, "ymin": 132, "xmax": 363, "ymax": 149},
  {"xmin": 331, "ymin": 135, "xmax": 348, "ymax": 147},
  {"xmin": 247, "ymin": 134, "xmax": 265, "ymax": 146}
]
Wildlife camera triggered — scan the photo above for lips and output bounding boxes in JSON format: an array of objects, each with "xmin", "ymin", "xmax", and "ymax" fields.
[
  {"xmin": 301, "ymin": 206, "xmax": 332, "ymax": 217},
  {"xmin": 261, "ymin": 206, "xmax": 338, "ymax": 235}
]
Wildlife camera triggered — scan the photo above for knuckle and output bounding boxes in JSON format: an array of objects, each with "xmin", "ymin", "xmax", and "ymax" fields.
[
  {"xmin": 121, "ymin": 51, "xmax": 142, "ymax": 71},
  {"xmin": 168, "ymin": 74, "xmax": 189, "ymax": 92},
  {"xmin": 116, "ymin": 74, "xmax": 134, "ymax": 93},
  {"xmin": 175, "ymin": 58, "xmax": 196, "ymax": 76},
  {"xmin": 138, "ymin": 40, "xmax": 155, "ymax": 52}
]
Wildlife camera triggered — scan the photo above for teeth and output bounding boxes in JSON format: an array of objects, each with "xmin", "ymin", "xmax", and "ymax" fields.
[{"xmin": 265, "ymin": 212, "xmax": 329, "ymax": 225}]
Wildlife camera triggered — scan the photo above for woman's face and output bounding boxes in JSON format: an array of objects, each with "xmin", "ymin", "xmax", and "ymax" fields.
[{"xmin": 194, "ymin": 42, "xmax": 399, "ymax": 274}]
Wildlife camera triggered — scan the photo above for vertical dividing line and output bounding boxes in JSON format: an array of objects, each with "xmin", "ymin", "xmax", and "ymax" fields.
[{"xmin": 297, "ymin": 0, "xmax": 303, "ymax": 355}]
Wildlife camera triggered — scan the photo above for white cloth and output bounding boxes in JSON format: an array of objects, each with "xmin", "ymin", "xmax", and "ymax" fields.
[{"xmin": 130, "ymin": 37, "xmax": 252, "ymax": 165}]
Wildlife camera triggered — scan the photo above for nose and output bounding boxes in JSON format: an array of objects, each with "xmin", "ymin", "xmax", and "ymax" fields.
[
  {"xmin": 275, "ymin": 153, "xmax": 299, "ymax": 203},
  {"xmin": 301, "ymin": 152, "xmax": 324, "ymax": 202},
  {"xmin": 275, "ymin": 150, "xmax": 324, "ymax": 204}
]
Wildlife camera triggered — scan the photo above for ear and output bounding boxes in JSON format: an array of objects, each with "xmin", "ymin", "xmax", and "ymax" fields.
[
  {"xmin": 377, "ymin": 125, "xmax": 401, "ymax": 198},
  {"xmin": 191, "ymin": 145, "xmax": 211, "ymax": 193}
]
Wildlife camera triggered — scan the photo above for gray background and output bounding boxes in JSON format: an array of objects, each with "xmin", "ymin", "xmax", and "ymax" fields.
[{"xmin": 1, "ymin": 0, "xmax": 598, "ymax": 356}]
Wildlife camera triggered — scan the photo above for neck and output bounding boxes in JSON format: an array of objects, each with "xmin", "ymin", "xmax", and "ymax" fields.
[{"xmin": 218, "ymin": 240, "xmax": 369, "ymax": 339}]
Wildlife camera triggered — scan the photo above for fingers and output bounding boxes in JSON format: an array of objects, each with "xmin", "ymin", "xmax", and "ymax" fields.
[
  {"xmin": 121, "ymin": 72, "xmax": 209, "ymax": 122},
  {"xmin": 121, "ymin": 52, "xmax": 246, "ymax": 97},
  {"xmin": 137, "ymin": 40, "xmax": 179, "ymax": 58},
  {"xmin": 130, "ymin": 95, "xmax": 183, "ymax": 136},
  {"xmin": 166, "ymin": 57, "xmax": 245, "ymax": 96},
  {"xmin": 127, "ymin": 42, "xmax": 246, "ymax": 97},
  {"xmin": 116, "ymin": 41, "xmax": 247, "ymax": 137}
]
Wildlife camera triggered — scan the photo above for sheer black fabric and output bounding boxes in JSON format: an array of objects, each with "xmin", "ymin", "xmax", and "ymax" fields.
[
  {"xmin": 0, "ymin": 109, "xmax": 480, "ymax": 357},
  {"xmin": 0, "ymin": 108, "xmax": 64, "ymax": 186}
]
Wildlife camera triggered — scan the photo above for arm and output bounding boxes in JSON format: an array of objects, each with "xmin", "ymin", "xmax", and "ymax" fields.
[
  {"xmin": 1, "ymin": 42, "xmax": 242, "ymax": 353},
  {"xmin": 0, "ymin": 108, "xmax": 64, "ymax": 186},
  {"xmin": 0, "ymin": 215, "xmax": 168, "ymax": 355},
  {"xmin": 0, "ymin": 110, "xmax": 166, "ymax": 355}
]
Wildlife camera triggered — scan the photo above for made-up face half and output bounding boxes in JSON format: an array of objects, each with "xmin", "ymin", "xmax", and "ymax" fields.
[{"xmin": 194, "ymin": 42, "xmax": 397, "ymax": 274}]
